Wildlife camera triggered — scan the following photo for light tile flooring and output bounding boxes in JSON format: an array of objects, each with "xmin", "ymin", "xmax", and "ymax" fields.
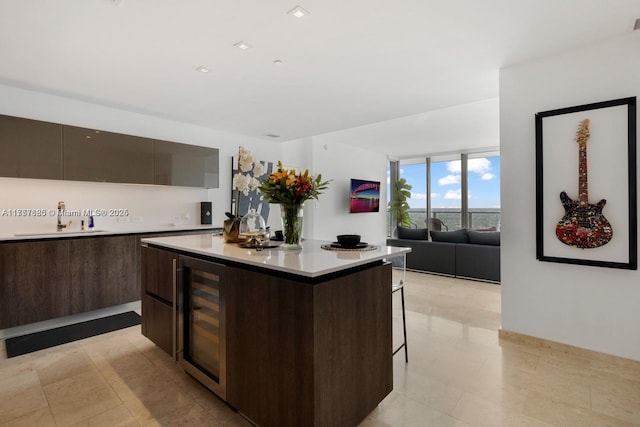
[{"xmin": 1, "ymin": 271, "xmax": 639, "ymax": 426}]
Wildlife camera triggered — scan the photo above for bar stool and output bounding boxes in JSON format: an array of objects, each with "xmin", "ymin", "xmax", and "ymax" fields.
[{"xmin": 392, "ymin": 280, "xmax": 408, "ymax": 363}]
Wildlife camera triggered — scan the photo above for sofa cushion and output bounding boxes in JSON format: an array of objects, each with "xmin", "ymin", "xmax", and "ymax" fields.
[
  {"xmin": 386, "ymin": 239, "xmax": 456, "ymax": 276},
  {"xmin": 455, "ymin": 243, "xmax": 500, "ymax": 282},
  {"xmin": 468, "ymin": 230, "xmax": 500, "ymax": 246},
  {"xmin": 397, "ymin": 226, "xmax": 429, "ymax": 240},
  {"xmin": 430, "ymin": 229, "xmax": 469, "ymax": 243}
]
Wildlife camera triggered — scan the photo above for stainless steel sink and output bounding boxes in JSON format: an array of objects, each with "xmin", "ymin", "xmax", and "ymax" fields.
[{"xmin": 14, "ymin": 229, "xmax": 109, "ymax": 237}]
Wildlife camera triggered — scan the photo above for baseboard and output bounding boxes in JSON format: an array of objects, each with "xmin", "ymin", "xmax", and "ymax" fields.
[{"xmin": 499, "ymin": 329, "xmax": 640, "ymax": 369}]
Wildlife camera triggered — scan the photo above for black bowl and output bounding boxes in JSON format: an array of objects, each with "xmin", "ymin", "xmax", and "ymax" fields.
[{"xmin": 336, "ymin": 234, "xmax": 361, "ymax": 247}]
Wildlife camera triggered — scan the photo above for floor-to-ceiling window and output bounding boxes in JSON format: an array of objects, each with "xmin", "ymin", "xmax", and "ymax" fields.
[
  {"xmin": 466, "ymin": 151, "xmax": 501, "ymax": 230},
  {"xmin": 430, "ymin": 155, "xmax": 463, "ymax": 231},
  {"xmin": 388, "ymin": 151, "xmax": 500, "ymax": 236}
]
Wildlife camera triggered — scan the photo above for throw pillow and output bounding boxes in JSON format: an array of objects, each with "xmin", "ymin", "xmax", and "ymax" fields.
[
  {"xmin": 430, "ymin": 229, "xmax": 469, "ymax": 243},
  {"xmin": 468, "ymin": 230, "xmax": 500, "ymax": 246},
  {"xmin": 397, "ymin": 226, "xmax": 429, "ymax": 240}
]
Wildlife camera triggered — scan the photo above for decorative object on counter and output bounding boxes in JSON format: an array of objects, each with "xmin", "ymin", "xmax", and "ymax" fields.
[
  {"xmin": 336, "ymin": 234, "xmax": 361, "ymax": 247},
  {"xmin": 321, "ymin": 243, "xmax": 377, "ymax": 252},
  {"xmin": 223, "ymin": 212, "xmax": 241, "ymax": 242},
  {"xmin": 280, "ymin": 204, "xmax": 304, "ymax": 250},
  {"xmin": 258, "ymin": 161, "xmax": 331, "ymax": 250},
  {"xmin": 200, "ymin": 201, "xmax": 212, "ymax": 225},
  {"xmin": 238, "ymin": 208, "xmax": 269, "ymax": 249},
  {"xmin": 224, "ymin": 146, "xmax": 266, "ymax": 242}
]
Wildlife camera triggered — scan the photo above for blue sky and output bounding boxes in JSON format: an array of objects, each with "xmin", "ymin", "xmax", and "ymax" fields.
[{"xmin": 395, "ymin": 156, "xmax": 501, "ymax": 209}]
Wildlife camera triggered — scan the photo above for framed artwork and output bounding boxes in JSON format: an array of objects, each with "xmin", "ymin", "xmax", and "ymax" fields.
[
  {"xmin": 230, "ymin": 157, "xmax": 274, "ymax": 222},
  {"xmin": 535, "ymin": 97, "xmax": 637, "ymax": 269}
]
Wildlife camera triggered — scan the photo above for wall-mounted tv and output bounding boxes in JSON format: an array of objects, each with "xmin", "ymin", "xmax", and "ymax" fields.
[{"xmin": 350, "ymin": 178, "xmax": 381, "ymax": 213}]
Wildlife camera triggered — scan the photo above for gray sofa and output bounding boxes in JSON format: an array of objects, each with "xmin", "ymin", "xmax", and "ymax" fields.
[{"xmin": 386, "ymin": 227, "xmax": 500, "ymax": 282}]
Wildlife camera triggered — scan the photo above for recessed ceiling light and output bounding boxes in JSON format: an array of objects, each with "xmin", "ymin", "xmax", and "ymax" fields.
[
  {"xmin": 273, "ymin": 60, "xmax": 284, "ymax": 65},
  {"xmin": 634, "ymin": 18, "xmax": 640, "ymax": 31},
  {"xmin": 287, "ymin": 6, "xmax": 310, "ymax": 18},
  {"xmin": 195, "ymin": 66, "xmax": 211, "ymax": 73},
  {"xmin": 234, "ymin": 41, "xmax": 252, "ymax": 50}
]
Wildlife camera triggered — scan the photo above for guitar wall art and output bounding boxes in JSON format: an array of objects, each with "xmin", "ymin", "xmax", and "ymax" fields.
[
  {"xmin": 535, "ymin": 96, "xmax": 637, "ymax": 270},
  {"xmin": 555, "ymin": 119, "xmax": 613, "ymax": 249}
]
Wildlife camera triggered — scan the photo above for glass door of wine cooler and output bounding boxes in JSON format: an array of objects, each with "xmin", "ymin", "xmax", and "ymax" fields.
[{"xmin": 177, "ymin": 256, "xmax": 226, "ymax": 399}]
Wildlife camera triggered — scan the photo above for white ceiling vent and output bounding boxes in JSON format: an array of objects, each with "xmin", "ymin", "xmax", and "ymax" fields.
[{"xmin": 265, "ymin": 133, "xmax": 281, "ymax": 138}]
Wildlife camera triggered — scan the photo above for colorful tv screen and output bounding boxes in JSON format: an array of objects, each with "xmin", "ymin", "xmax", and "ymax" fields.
[{"xmin": 350, "ymin": 179, "xmax": 381, "ymax": 213}]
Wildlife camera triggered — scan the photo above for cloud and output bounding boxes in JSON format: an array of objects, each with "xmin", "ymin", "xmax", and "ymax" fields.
[
  {"xmin": 447, "ymin": 158, "xmax": 493, "ymax": 176},
  {"xmin": 444, "ymin": 189, "xmax": 462, "ymax": 200},
  {"xmin": 411, "ymin": 193, "xmax": 427, "ymax": 200},
  {"xmin": 431, "ymin": 192, "xmax": 440, "ymax": 198},
  {"xmin": 481, "ymin": 173, "xmax": 496, "ymax": 181},
  {"xmin": 438, "ymin": 174, "xmax": 460, "ymax": 185},
  {"xmin": 447, "ymin": 161, "xmax": 462, "ymax": 173},
  {"xmin": 469, "ymin": 158, "xmax": 491, "ymax": 175}
]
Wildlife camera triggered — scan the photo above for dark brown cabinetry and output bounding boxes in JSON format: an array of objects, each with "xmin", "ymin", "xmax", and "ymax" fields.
[
  {"xmin": 0, "ymin": 236, "xmax": 138, "ymax": 328},
  {"xmin": 0, "ymin": 113, "xmax": 219, "ymax": 188},
  {"xmin": 141, "ymin": 245, "xmax": 177, "ymax": 355},
  {"xmin": 63, "ymin": 125, "xmax": 154, "ymax": 184},
  {"xmin": 69, "ymin": 236, "xmax": 140, "ymax": 309},
  {"xmin": 0, "ymin": 115, "xmax": 63, "ymax": 179},
  {"xmin": 0, "ymin": 229, "xmax": 217, "ymax": 330},
  {"xmin": 0, "ymin": 239, "xmax": 71, "ymax": 327},
  {"xmin": 225, "ymin": 263, "xmax": 392, "ymax": 427},
  {"xmin": 154, "ymin": 140, "xmax": 219, "ymax": 188}
]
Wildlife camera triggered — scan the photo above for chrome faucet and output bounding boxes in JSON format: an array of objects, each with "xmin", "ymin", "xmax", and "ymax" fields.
[{"xmin": 57, "ymin": 201, "xmax": 67, "ymax": 231}]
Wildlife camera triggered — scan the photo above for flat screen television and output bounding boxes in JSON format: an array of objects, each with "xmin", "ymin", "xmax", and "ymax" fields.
[{"xmin": 350, "ymin": 178, "xmax": 381, "ymax": 213}]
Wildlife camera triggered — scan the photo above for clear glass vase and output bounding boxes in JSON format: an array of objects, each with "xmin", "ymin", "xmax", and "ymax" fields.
[{"xmin": 280, "ymin": 204, "xmax": 303, "ymax": 250}]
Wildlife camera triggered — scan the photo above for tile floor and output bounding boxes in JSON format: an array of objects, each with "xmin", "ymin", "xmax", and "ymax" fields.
[{"xmin": 1, "ymin": 271, "xmax": 639, "ymax": 426}]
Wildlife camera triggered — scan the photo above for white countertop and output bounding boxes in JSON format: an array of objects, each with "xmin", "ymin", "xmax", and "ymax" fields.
[
  {"xmin": 141, "ymin": 234, "xmax": 410, "ymax": 278},
  {"xmin": 0, "ymin": 224, "xmax": 220, "ymax": 242}
]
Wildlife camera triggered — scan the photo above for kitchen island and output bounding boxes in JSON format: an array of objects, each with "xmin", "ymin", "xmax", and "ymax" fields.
[{"xmin": 140, "ymin": 234, "xmax": 409, "ymax": 427}]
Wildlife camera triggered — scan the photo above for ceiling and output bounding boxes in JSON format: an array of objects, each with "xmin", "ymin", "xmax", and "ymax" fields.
[{"xmin": 0, "ymin": 0, "xmax": 638, "ymax": 154}]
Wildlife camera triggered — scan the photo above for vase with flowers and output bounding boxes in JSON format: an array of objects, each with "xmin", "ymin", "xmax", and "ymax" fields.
[
  {"xmin": 258, "ymin": 161, "xmax": 330, "ymax": 250},
  {"xmin": 224, "ymin": 146, "xmax": 265, "ymax": 242}
]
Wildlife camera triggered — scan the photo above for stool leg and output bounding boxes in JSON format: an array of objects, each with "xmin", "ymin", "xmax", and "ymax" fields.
[{"xmin": 400, "ymin": 286, "xmax": 408, "ymax": 363}]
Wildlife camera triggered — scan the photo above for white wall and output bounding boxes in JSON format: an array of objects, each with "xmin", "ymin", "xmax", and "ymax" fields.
[
  {"xmin": 265, "ymin": 136, "xmax": 388, "ymax": 243},
  {"xmin": 0, "ymin": 84, "xmax": 279, "ymax": 236},
  {"xmin": 500, "ymin": 32, "xmax": 640, "ymax": 361},
  {"xmin": 309, "ymin": 136, "xmax": 389, "ymax": 243}
]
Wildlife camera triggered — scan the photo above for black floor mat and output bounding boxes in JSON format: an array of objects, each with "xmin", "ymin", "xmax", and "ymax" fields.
[{"xmin": 4, "ymin": 311, "xmax": 141, "ymax": 358}]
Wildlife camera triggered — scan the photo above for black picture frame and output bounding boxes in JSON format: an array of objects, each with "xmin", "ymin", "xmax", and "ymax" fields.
[{"xmin": 535, "ymin": 97, "xmax": 637, "ymax": 270}]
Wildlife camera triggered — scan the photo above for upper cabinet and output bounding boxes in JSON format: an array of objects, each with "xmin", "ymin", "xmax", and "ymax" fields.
[
  {"xmin": 63, "ymin": 125, "xmax": 154, "ymax": 184},
  {"xmin": 154, "ymin": 140, "xmax": 219, "ymax": 188},
  {"xmin": 0, "ymin": 114, "xmax": 219, "ymax": 188},
  {"xmin": 0, "ymin": 115, "xmax": 63, "ymax": 180}
]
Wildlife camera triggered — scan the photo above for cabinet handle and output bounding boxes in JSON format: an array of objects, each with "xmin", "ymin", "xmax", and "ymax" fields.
[{"xmin": 172, "ymin": 258, "xmax": 177, "ymax": 362}]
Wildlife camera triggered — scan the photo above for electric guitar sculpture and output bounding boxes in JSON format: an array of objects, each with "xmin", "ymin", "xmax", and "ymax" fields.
[{"xmin": 556, "ymin": 119, "xmax": 613, "ymax": 249}]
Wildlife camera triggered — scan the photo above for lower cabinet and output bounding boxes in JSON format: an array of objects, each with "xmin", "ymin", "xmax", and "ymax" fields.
[
  {"xmin": 143, "ymin": 294, "xmax": 173, "ymax": 355},
  {"xmin": 0, "ymin": 235, "xmax": 138, "ymax": 329},
  {"xmin": 141, "ymin": 245, "xmax": 177, "ymax": 356},
  {"xmin": 0, "ymin": 229, "xmax": 216, "ymax": 330}
]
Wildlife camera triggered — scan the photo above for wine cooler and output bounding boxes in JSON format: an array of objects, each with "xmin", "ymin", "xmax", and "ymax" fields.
[{"xmin": 176, "ymin": 256, "xmax": 226, "ymax": 399}]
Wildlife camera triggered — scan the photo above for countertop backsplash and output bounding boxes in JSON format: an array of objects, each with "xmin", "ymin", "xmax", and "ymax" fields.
[{"xmin": 0, "ymin": 176, "xmax": 218, "ymax": 238}]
